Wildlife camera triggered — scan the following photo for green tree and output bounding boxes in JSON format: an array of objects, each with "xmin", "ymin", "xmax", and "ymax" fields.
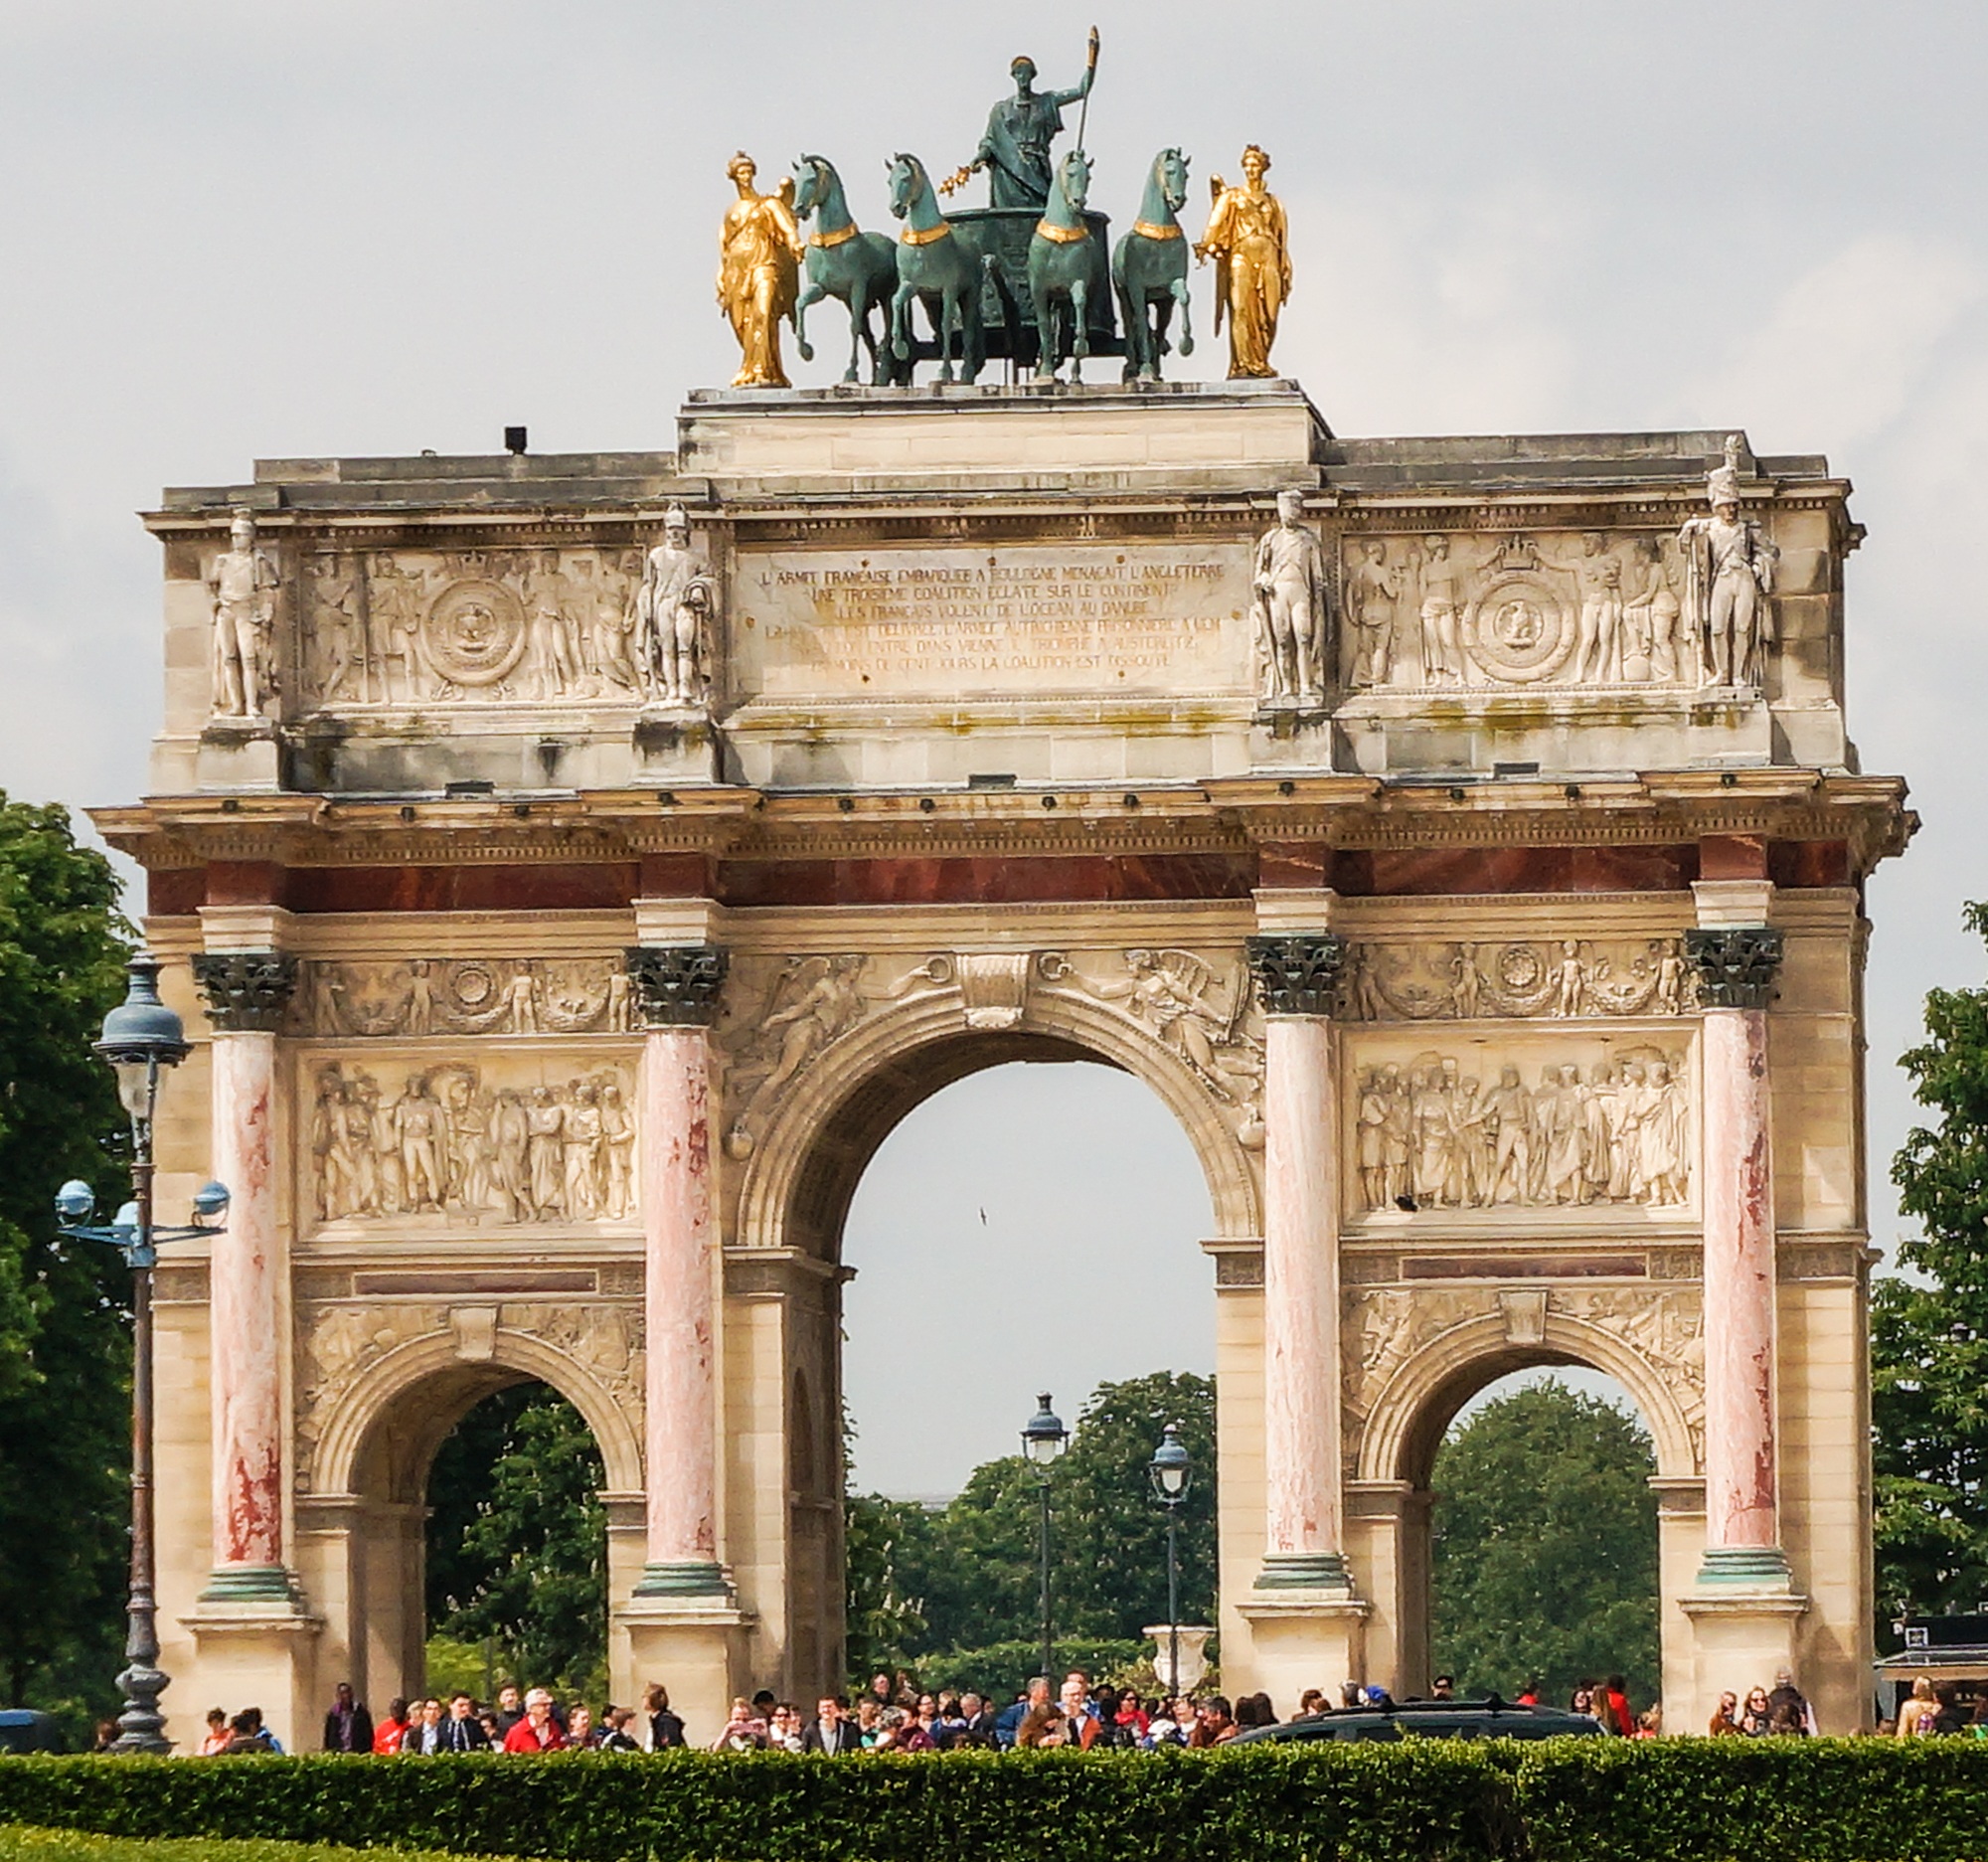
[
  {"xmin": 425, "ymin": 1383, "xmax": 607, "ymax": 1692},
  {"xmin": 0, "ymin": 799, "xmax": 134, "ymax": 1723},
  {"xmin": 1874, "ymin": 902, "xmax": 1988, "ymax": 1617},
  {"xmin": 1430, "ymin": 1378, "xmax": 1659, "ymax": 1706},
  {"xmin": 843, "ymin": 1371, "xmax": 1216, "ymax": 1684}
]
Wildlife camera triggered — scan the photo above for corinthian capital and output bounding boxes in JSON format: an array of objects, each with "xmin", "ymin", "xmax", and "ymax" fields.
[
  {"xmin": 625, "ymin": 944, "xmax": 729, "ymax": 1028},
  {"xmin": 1684, "ymin": 927, "xmax": 1783, "ymax": 1010},
  {"xmin": 192, "ymin": 951, "xmax": 299, "ymax": 1033},
  {"xmin": 1245, "ymin": 932, "xmax": 1347, "ymax": 1018}
]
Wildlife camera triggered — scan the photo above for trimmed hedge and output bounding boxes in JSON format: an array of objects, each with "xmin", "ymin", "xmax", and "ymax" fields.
[
  {"xmin": 0, "ymin": 1748, "xmax": 1517, "ymax": 1862},
  {"xmin": 0, "ymin": 1741, "xmax": 1986, "ymax": 1862}
]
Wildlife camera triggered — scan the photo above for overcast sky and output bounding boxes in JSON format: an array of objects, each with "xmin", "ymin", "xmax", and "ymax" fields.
[{"xmin": 3, "ymin": 2, "xmax": 1982, "ymax": 1494}]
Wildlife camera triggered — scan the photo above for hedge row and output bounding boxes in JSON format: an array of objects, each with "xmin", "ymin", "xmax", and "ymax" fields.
[
  {"xmin": 0, "ymin": 1741, "xmax": 1985, "ymax": 1862},
  {"xmin": 0, "ymin": 1827, "xmax": 531, "ymax": 1862}
]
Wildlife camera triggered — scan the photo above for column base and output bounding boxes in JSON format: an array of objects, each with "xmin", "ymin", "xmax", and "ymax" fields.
[
  {"xmin": 1680, "ymin": 1587, "xmax": 1809, "ymax": 1730},
  {"xmin": 1235, "ymin": 1591, "xmax": 1371, "ymax": 1711},
  {"xmin": 1253, "ymin": 1551, "xmax": 1356, "ymax": 1593},
  {"xmin": 1693, "ymin": 1545, "xmax": 1795, "ymax": 1590},
  {"xmin": 179, "ymin": 1593, "xmax": 321, "ymax": 1757},
  {"xmin": 614, "ymin": 1592, "xmax": 755, "ymax": 1749},
  {"xmin": 632, "ymin": 1560, "xmax": 736, "ymax": 1599},
  {"xmin": 199, "ymin": 1565, "xmax": 302, "ymax": 1606}
]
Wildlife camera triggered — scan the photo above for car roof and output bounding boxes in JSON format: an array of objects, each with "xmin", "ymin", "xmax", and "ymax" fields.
[{"xmin": 1231, "ymin": 1699, "xmax": 1600, "ymax": 1741}]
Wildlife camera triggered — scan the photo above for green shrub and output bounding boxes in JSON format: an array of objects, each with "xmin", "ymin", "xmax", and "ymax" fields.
[{"xmin": 0, "ymin": 1748, "xmax": 1514, "ymax": 1862}]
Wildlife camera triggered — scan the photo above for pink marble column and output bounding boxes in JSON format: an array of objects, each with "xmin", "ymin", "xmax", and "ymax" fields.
[
  {"xmin": 628, "ymin": 946, "xmax": 733, "ymax": 1596},
  {"xmin": 192, "ymin": 953, "xmax": 297, "ymax": 1602},
  {"xmin": 1247, "ymin": 935, "xmax": 1353, "ymax": 1592},
  {"xmin": 1688, "ymin": 928, "xmax": 1791, "ymax": 1587}
]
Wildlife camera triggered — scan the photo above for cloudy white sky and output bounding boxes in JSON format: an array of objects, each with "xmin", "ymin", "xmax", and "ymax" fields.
[{"xmin": 2, "ymin": 2, "xmax": 1981, "ymax": 1493}]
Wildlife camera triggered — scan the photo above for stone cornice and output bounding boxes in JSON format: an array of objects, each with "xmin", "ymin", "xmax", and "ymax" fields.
[{"xmin": 92, "ymin": 770, "xmax": 1913, "ymax": 878}]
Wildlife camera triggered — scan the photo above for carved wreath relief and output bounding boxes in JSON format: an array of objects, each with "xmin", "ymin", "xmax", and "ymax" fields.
[
  {"xmin": 1351, "ymin": 1043, "xmax": 1692, "ymax": 1213},
  {"xmin": 1340, "ymin": 937, "xmax": 1695, "ymax": 1022},
  {"xmin": 309, "ymin": 1059, "xmax": 638, "ymax": 1226},
  {"xmin": 293, "ymin": 958, "xmax": 632, "ymax": 1038}
]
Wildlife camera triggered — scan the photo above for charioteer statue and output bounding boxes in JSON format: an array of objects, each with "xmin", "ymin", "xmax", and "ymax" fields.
[{"xmin": 944, "ymin": 32, "xmax": 1098, "ymax": 208}]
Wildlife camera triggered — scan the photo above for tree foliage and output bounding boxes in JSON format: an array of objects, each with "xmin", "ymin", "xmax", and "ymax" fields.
[
  {"xmin": 425, "ymin": 1383, "xmax": 607, "ymax": 1693},
  {"xmin": 845, "ymin": 1371, "xmax": 1216, "ymax": 1685},
  {"xmin": 1430, "ymin": 1378, "xmax": 1659, "ymax": 1706},
  {"xmin": 0, "ymin": 798, "xmax": 133, "ymax": 1720},
  {"xmin": 1873, "ymin": 901, "xmax": 1988, "ymax": 1617}
]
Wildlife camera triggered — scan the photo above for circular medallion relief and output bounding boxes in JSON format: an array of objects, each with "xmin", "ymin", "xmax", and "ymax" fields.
[
  {"xmin": 1462, "ymin": 573, "xmax": 1575, "ymax": 684},
  {"xmin": 422, "ymin": 580, "xmax": 528, "ymax": 688}
]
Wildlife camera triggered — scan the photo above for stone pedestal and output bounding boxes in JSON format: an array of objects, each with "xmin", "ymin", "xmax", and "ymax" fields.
[
  {"xmin": 632, "ymin": 709, "xmax": 723, "ymax": 786},
  {"xmin": 191, "ymin": 952, "xmax": 302, "ymax": 1606},
  {"xmin": 1235, "ymin": 1593, "xmax": 1371, "ymax": 1707},
  {"xmin": 194, "ymin": 720, "xmax": 281, "ymax": 791},
  {"xmin": 614, "ymin": 1596, "xmax": 754, "ymax": 1745},
  {"xmin": 628, "ymin": 946, "xmax": 733, "ymax": 1597}
]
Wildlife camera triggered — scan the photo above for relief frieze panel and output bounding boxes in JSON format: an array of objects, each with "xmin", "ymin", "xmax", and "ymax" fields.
[
  {"xmin": 1337, "ymin": 524, "xmax": 1768, "ymax": 696},
  {"xmin": 306, "ymin": 1055, "xmax": 638, "ymax": 1229},
  {"xmin": 1347, "ymin": 1033, "xmax": 1693, "ymax": 1216},
  {"xmin": 293, "ymin": 958, "xmax": 632, "ymax": 1038},
  {"xmin": 300, "ymin": 545, "xmax": 662, "ymax": 711},
  {"xmin": 1340, "ymin": 936, "xmax": 1695, "ymax": 1023}
]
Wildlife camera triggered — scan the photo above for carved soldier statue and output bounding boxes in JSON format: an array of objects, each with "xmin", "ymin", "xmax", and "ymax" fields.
[
  {"xmin": 208, "ymin": 511, "xmax": 280, "ymax": 718},
  {"xmin": 636, "ymin": 506, "xmax": 717, "ymax": 708},
  {"xmin": 1252, "ymin": 489, "xmax": 1329, "ymax": 706},
  {"xmin": 1678, "ymin": 435, "xmax": 1779, "ymax": 688}
]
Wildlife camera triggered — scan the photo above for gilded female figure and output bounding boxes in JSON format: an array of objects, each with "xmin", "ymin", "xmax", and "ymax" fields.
[
  {"xmin": 718, "ymin": 151, "xmax": 802, "ymax": 389},
  {"xmin": 1197, "ymin": 145, "xmax": 1290, "ymax": 379}
]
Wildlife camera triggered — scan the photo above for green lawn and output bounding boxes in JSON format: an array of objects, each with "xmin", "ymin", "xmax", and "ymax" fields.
[{"xmin": 0, "ymin": 1830, "xmax": 522, "ymax": 1862}]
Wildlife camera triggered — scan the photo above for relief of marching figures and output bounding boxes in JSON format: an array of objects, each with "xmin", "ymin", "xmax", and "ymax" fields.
[
  {"xmin": 1353, "ymin": 1045, "xmax": 1692, "ymax": 1214},
  {"xmin": 1341, "ymin": 936, "xmax": 1695, "ymax": 1022},
  {"xmin": 292, "ymin": 958, "xmax": 633, "ymax": 1038},
  {"xmin": 311, "ymin": 1060, "xmax": 638, "ymax": 1226}
]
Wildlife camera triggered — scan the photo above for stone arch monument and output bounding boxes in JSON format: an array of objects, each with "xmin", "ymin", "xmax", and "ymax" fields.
[{"xmin": 109, "ymin": 383, "xmax": 1909, "ymax": 1747}]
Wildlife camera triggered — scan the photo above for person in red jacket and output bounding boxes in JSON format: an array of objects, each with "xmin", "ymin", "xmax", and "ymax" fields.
[
  {"xmin": 502, "ymin": 1688, "xmax": 567, "ymax": 1753},
  {"xmin": 1599, "ymin": 1674, "xmax": 1635, "ymax": 1737}
]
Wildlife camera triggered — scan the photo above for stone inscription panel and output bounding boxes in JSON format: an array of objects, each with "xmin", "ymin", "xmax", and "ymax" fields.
[{"xmin": 730, "ymin": 543, "xmax": 1254, "ymax": 704}]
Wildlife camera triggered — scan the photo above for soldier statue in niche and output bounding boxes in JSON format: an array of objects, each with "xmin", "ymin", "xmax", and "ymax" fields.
[
  {"xmin": 636, "ymin": 506, "xmax": 718, "ymax": 708},
  {"xmin": 1679, "ymin": 435, "xmax": 1779, "ymax": 688},
  {"xmin": 1252, "ymin": 489, "xmax": 1329, "ymax": 708},
  {"xmin": 209, "ymin": 511, "xmax": 280, "ymax": 718}
]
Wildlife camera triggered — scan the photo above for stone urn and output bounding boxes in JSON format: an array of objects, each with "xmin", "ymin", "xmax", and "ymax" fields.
[{"xmin": 1143, "ymin": 1624, "xmax": 1216, "ymax": 1695}]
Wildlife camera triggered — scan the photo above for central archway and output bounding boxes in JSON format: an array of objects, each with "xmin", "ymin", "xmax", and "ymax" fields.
[{"xmin": 723, "ymin": 982, "xmax": 1262, "ymax": 1701}]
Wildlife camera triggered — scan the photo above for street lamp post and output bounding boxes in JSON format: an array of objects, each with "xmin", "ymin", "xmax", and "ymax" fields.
[
  {"xmin": 1020, "ymin": 1393, "xmax": 1069, "ymax": 1689},
  {"xmin": 1148, "ymin": 1421, "xmax": 1192, "ymax": 1698},
  {"xmin": 55, "ymin": 953, "xmax": 230, "ymax": 1755}
]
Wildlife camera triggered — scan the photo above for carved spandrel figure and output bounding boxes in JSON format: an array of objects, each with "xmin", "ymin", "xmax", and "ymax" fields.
[
  {"xmin": 967, "ymin": 43, "xmax": 1096, "ymax": 210},
  {"xmin": 636, "ymin": 507, "xmax": 717, "ymax": 708},
  {"xmin": 1252, "ymin": 490, "xmax": 1328, "ymax": 706},
  {"xmin": 209, "ymin": 512, "xmax": 280, "ymax": 718},
  {"xmin": 1623, "ymin": 536, "xmax": 1681, "ymax": 682},
  {"xmin": 1679, "ymin": 435, "xmax": 1778, "ymax": 687},
  {"xmin": 717, "ymin": 152, "xmax": 802, "ymax": 389},
  {"xmin": 1344, "ymin": 539, "xmax": 1398, "ymax": 687},
  {"xmin": 1415, "ymin": 535, "xmax": 1466, "ymax": 687},
  {"xmin": 1197, "ymin": 145, "xmax": 1289, "ymax": 380}
]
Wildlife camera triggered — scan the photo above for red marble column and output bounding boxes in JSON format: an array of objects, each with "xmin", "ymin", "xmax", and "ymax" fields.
[
  {"xmin": 1687, "ymin": 927, "xmax": 1791, "ymax": 1586},
  {"xmin": 1247, "ymin": 935, "xmax": 1354, "ymax": 1592},
  {"xmin": 192, "ymin": 952, "xmax": 298, "ymax": 1602},
  {"xmin": 628, "ymin": 946, "xmax": 733, "ymax": 1595}
]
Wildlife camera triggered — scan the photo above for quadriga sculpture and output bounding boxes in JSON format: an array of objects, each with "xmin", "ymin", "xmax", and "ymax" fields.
[
  {"xmin": 790, "ymin": 154, "xmax": 904, "ymax": 387},
  {"xmin": 1027, "ymin": 147, "xmax": 1108, "ymax": 385},
  {"xmin": 1113, "ymin": 147, "xmax": 1194, "ymax": 382},
  {"xmin": 885, "ymin": 151, "xmax": 989, "ymax": 385}
]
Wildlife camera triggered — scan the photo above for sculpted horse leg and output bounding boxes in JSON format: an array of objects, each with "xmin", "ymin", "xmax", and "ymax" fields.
[
  {"xmin": 793, "ymin": 278, "xmax": 825, "ymax": 364},
  {"xmin": 1030, "ymin": 280, "xmax": 1058, "ymax": 384},
  {"xmin": 1173, "ymin": 274, "xmax": 1194, "ymax": 356},
  {"xmin": 890, "ymin": 279, "xmax": 915, "ymax": 364},
  {"xmin": 1069, "ymin": 276, "xmax": 1089, "ymax": 381}
]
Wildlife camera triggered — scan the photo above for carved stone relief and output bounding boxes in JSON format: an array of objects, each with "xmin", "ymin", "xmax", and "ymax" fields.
[
  {"xmin": 307, "ymin": 1057, "xmax": 638, "ymax": 1226},
  {"xmin": 293, "ymin": 959, "xmax": 631, "ymax": 1038},
  {"xmin": 1340, "ymin": 937, "xmax": 1695, "ymax": 1022},
  {"xmin": 1342, "ymin": 1280, "xmax": 1706, "ymax": 1470},
  {"xmin": 1349, "ymin": 1039, "xmax": 1692, "ymax": 1213},
  {"xmin": 302, "ymin": 547, "xmax": 655, "ymax": 709},
  {"xmin": 1338, "ymin": 528, "xmax": 1768, "ymax": 694},
  {"xmin": 293, "ymin": 1302, "xmax": 445, "ymax": 1481}
]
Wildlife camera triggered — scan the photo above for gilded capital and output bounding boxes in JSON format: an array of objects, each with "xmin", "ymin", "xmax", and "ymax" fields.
[
  {"xmin": 625, "ymin": 944, "xmax": 730, "ymax": 1028},
  {"xmin": 192, "ymin": 951, "xmax": 299, "ymax": 1033},
  {"xmin": 1245, "ymin": 932, "xmax": 1347, "ymax": 1018},
  {"xmin": 1683, "ymin": 927, "xmax": 1783, "ymax": 1010}
]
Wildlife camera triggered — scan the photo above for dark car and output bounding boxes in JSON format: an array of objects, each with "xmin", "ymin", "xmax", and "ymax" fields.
[
  {"xmin": 0, "ymin": 1712, "xmax": 67, "ymax": 1755},
  {"xmin": 1231, "ymin": 1696, "xmax": 1602, "ymax": 1743}
]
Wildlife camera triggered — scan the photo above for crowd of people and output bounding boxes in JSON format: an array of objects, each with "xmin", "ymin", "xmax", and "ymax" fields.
[{"xmin": 182, "ymin": 1660, "xmax": 1987, "ymax": 1755}]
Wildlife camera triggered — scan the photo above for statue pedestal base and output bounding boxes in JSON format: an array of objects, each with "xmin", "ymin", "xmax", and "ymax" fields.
[
  {"xmin": 613, "ymin": 1593, "xmax": 754, "ymax": 1743},
  {"xmin": 632, "ymin": 709, "xmax": 722, "ymax": 786},
  {"xmin": 179, "ymin": 1593, "xmax": 320, "ymax": 1754},
  {"xmin": 196, "ymin": 720, "xmax": 281, "ymax": 791},
  {"xmin": 1680, "ymin": 1588, "xmax": 1808, "ymax": 1728}
]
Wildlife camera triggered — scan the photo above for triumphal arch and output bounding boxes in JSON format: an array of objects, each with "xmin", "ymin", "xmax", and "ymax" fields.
[{"xmin": 107, "ymin": 365, "xmax": 1909, "ymax": 1744}]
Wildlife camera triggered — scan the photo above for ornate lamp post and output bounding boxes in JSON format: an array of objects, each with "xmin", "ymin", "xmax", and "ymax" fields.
[
  {"xmin": 55, "ymin": 953, "xmax": 229, "ymax": 1754},
  {"xmin": 1147, "ymin": 1422, "xmax": 1192, "ymax": 1697},
  {"xmin": 1020, "ymin": 1393, "xmax": 1069, "ymax": 1688}
]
